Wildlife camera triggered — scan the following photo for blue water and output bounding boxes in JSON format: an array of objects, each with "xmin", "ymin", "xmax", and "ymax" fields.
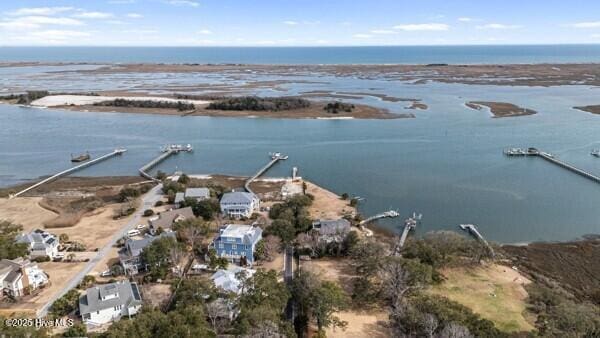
[{"xmin": 2, "ymin": 45, "xmax": 600, "ymax": 64}]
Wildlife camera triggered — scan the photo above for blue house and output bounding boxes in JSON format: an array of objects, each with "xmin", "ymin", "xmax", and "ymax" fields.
[{"xmin": 212, "ymin": 224, "xmax": 262, "ymax": 264}]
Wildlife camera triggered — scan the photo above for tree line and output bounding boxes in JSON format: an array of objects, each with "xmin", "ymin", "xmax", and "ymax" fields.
[
  {"xmin": 206, "ymin": 96, "xmax": 311, "ymax": 112},
  {"xmin": 94, "ymin": 99, "xmax": 195, "ymax": 111}
]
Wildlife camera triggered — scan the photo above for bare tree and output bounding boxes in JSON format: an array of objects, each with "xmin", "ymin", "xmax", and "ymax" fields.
[
  {"xmin": 244, "ymin": 320, "xmax": 285, "ymax": 338},
  {"xmin": 423, "ymin": 313, "xmax": 439, "ymax": 338},
  {"xmin": 169, "ymin": 245, "xmax": 185, "ymax": 276},
  {"xmin": 262, "ymin": 235, "xmax": 282, "ymax": 261},
  {"xmin": 296, "ymin": 230, "xmax": 321, "ymax": 257},
  {"xmin": 437, "ymin": 323, "xmax": 473, "ymax": 338},
  {"xmin": 206, "ymin": 299, "xmax": 231, "ymax": 334}
]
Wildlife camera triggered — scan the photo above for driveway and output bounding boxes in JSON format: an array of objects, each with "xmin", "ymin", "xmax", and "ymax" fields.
[{"xmin": 37, "ymin": 184, "xmax": 163, "ymax": 318}]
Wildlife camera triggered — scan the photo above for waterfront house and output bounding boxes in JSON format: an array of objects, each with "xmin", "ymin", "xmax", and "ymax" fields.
[
  {"xmin": 174, "ymin": 187, "xmax": 210, "ymax": 205},
  {"xmin": 79, "ymin": 280, "xmax": 142, "ymax": 325},
  {"xmin": 16, "ymin": 229, "xmax": 60, "ymax": 259},
  {"xmin": 220, "ymin": 191, "xmax": 260, "ymax": 218},
  {"xmin": 312, "ymin": 219, "xmax": 351, "ymax": 242},
  {"xmin": 148, "ymin": 206, "xmax": 194, "ymax": 234},
  {"xmin": 119, "ymin": 232, "xmax": 176, "ymax": 275},
  {"xmin": 211, "ymin": 266, "xmax": 256, "ymax": 294},
  {"xmin": 212, "ymin": 224, "xmax": 262, "ymax": 264},
  {"xmin": 0, "ymin": 258, "xmax": 49, "ymax": 298}
]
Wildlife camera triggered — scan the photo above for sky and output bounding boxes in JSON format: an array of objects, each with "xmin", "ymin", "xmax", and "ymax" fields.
[{"xmin": 1, "ymin": 0, "xmax": 600, "ymax": 46}]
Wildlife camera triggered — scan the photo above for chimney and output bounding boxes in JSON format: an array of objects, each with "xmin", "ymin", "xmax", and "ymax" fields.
[{"xmin": 21, "ymin": 266, "xmax": 30, "ymax": 295}]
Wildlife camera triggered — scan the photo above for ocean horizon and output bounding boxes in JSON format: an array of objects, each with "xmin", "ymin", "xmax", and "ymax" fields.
[{"xmin": 2, "ymin": 44, "xmax": 600, "ymax": 64}]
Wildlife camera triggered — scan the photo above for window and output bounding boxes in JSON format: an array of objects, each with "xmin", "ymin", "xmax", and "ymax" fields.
[
  {"xmin": 231, "ymin": 244, "xmax": 237, "ymax": 249},
  {"xmin": 219, "ymin": 243, "xmax": 224, "ymax": 249}
]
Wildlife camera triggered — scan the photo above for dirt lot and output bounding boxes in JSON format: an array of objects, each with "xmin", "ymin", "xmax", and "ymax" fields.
[
  {"xmin": 302, "ymin": 258, "xmax": 390, "ymax": 337},
  {"xmin": 429, "ymin": 263, "xmax": 533, "ymax": 333},
  {"xmin": 305, "ymin": 182, "xmax": 356, "ymax": 220},
  {"xmin": 0, "ymin": 197, "xmax": 57, "ymax": 228},
  {"xmin": 502, "ymin": 237, "xmax": 600, "ymax": 300},
  {"xmin": 141, "ymin": 283, "xmax": 172, "ymax": 309}
]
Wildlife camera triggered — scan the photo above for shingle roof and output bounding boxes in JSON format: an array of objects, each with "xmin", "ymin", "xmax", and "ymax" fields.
[
  {"xmin": 149, "ymin": 207, "xmax": 194, "ymax": 230},
  {"xmin": 220, "ymin": 192, "xmax": 256, "ymax": 205},
  {"xmin": 79, "ymin": 281, "xmax": 142, "ymax": 315},
  {"xmin": 122, "ymin": 232, "xmax": 176, "ymax": 258},
  {"xmin": 185, "ymin": 188, "xmax": 210, "ymax": 199},
  {"xmin": 313, "ymin": 219, "xmax": 351, "ymax": 236}
]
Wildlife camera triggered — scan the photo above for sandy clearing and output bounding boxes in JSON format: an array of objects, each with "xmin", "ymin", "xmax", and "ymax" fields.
[
  {"xmin": 31, "ymin": 95, "xmax": 210, "ymax": 107},
  {"xmin": 429, "ymin": 263, "xmax": 534, "ymax": 332},
  {"xmin": 325, "ymin": 310, "xmax": 391, "ymax": 338},
  {"xmin": 305, "ymin": 182, "xmax": 356, "ymax": 220},
  {"xmin": 0, "ymin": 197, "xmax": 57, "ymax": 230}
]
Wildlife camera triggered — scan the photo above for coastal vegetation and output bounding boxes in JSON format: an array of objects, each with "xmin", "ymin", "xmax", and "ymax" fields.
[
  {"xmin": 323, "ymin": 102, "xmax": 355, "ymax": 114},
  {"xmin": 265, "ymin": 194, "xmax": 314, "ymax": 243},
  {"xmin": 466, "ymin": 101, "xmax": 537, "ymax": 118},
  {"xmin": 94, "ymin": 98, "xmax": 195, "ymax": 111},
  {"xmin": 206, "ymin": 96, "xmax": 311, "ymax": 112},
  {"xmin": 0, "ymin": 220, "xmax": 29, "ymax": 259}
]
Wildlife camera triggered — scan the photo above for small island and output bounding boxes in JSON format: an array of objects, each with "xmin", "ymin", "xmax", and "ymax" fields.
[
  {"xmin": 573, "ymin": 105, "xmax": 600, "ymax": 115},
  {"xmin": 466, "ymin": 101, "xmax": 537, "ymax": 118}
]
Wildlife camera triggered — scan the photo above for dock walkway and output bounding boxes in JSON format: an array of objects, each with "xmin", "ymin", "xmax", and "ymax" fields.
[
  {"xmin": 9, "ymin": 148, "xmax": 126, "ymax": 199},
  {"xmin": 504, "ymin": 147, "xmax": 600, "ymax": 183},
  {"xmin": 244, "ymin": 153, "xmax": 288, "ymax": 194},
  {"xmin": 138, "ymin": 145, "xmax": 193, "ymax": 181},
  {"xmin": 459, "ymin": 224, "xmax": 495, "ymax": 257}
]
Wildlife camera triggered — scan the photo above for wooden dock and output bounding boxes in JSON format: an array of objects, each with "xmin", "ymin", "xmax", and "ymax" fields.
[
  {"xmin": 504, "ymin": 147, "xmax": 600, "ymax": 184},
  {"xmin": 9, "ymin": 148, "xmax": 127, "ymax": 199},
  {"xmin": 459, "ymin": 224, "xmax": 495, "ymax": 257},
  {"xmin": 244, "ymin": 153, "xmax": 288, "ymax": 194},
  {"xmin": 138, "ymin": 144, "xmax": 193, "ymax": 181}
]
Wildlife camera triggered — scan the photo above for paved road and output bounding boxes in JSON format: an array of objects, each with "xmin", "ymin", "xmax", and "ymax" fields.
[
  {"xmin": 36, "ymin": 184, "xmax": 164, "ymax": 318},
  {"xmin": 284, "ymin": 246, "xmax": 295, "ymax": 322}
]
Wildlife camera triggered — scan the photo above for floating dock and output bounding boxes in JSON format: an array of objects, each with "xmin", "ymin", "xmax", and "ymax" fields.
[
  {"xmin": 139, "ymin": 144, "xmax": 193, "ymax": 181},
  {"xmin": 358, "ymin": 210, "xmax": 399, "ymax": 237},
  {"xmin": 9, "ymin": 148, "xmax": 127, "ymax": 199},
  {"xmin": 459, "ymin": 224, "xmax": 495, "ymax": 257},
  {"xmin": 397, "ymin": 213, "xmax": 421, "ymax": 249},
  {"xmin": 244, "ymin": 152, "xmax": 288, "ymax": 194},
  {"xmin": 504, "ymin": 147, "xmax": 600, "ymax": 184}
]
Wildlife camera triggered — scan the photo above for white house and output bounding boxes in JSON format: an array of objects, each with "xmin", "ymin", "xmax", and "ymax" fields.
[
  {"xmin": 16, "ymin": 229, "xmax": 60, "ymax": 259},
  {"xmin": 0, "ymin": 258, "xmax": 49, "ymax": 298},
  {"xmin": 211, "ymin": 266, "xmax": 256, "ymax": 294},
  {"xmin": 220, "ymin": 191, "xmax": 260, "ymax": 218},
  {"xmin": 79, "ymin": 280, "xmax": 143, "ymax": 325}
]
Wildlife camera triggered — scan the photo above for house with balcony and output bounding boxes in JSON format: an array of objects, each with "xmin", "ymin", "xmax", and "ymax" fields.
[
  {"xmin": 148, "ymin": 206, "xmax": 194, "ymax": 234},
  {"xmin": 312, "ymin": 219, "xmax": 351, "ymax": 243},
  {"xmin": 16, "ymin": 229, "xmax": 60, "ymax": 259},
  {"xmin": 212, "ymin": 224, "xmax": 262, "ymax": 264},
  {"xmin": 0, "ymin": 258, "xmax": 49, "ymax": 298},
  {"xmin": 220, "ymin": 191, "xmax": 259, "ymax": 219},
  {"xmin": 79, "ymin": 280, "xmax": 142, "ymax": 325}
]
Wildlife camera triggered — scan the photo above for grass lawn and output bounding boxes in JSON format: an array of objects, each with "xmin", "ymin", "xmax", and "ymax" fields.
[{"xmin": 429, "ymin": 263, "xmax": 535, "ymax": 333}]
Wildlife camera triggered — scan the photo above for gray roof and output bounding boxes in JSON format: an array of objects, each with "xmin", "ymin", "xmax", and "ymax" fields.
[
  {"xmin": 122, "ymin": 232, "xmax": 176, "ymax": 258},
  {"xmin": 16, "ymin": 229, "xmax": 57, "ymax": 251},
  {"xmin": 217, "ymin": 224, "xmax": 262, "ymax": 245},
  {"xmin": 79, "ymin": 280, "xmax": 142, "ymax": 315},
  {"xmin": 5, "ymin": 270, "xmax": 21, "ymax": 284},
  {"xmin": 313, "ymin": 219, "xmax": 351, "ymax": 236},
  {"xmin": 220, "ymin": 192, "xmax": 257, "ymax": 205},
  {"xmin": 149, "ymin": 207, "xmax": 195, "ymax": 230},
  {"xmin": 185, "ymin": 188, "xmax": 210, "ymax": 199}
]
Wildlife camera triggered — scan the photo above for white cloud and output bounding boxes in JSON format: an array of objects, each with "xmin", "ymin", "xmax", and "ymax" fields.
[
  {"xmin": 164, "ymin": 0, "xmax": 199, "ymax": 7},
  {"xmin": 198, "ymin": 29, "xmax": 212, "ymax": 35},
  {"xmin": 353, "ymin": 34, "xmax": 372, "ymax": 39},
  {"xmin": 393, "ymin": 23, "xmax": 449, "ymax": 31},
  {"xmin": 591, "ymin": 34, "xmax": 600, "ymax": 38},
  {"xmin": 8, "ymin": 7, "xmax": 74, "ymax": 16},
  {"xmin": 123, "ymin": 29, "xmax": 158, "ymax": 34},
  {"xmin": 108, "ymin": 0, "xmax": 136, "ymax": 3},
  {"xmin": 283, "ymin": 21, "xmax": 298, "ymax": 26},
  {"xmin": 126, "ymin": 13, "xmax": 143, "ymax": 19},
  {"xmin": 29, "ymin": 29, "xmax": 91, "ymax": 40},
  {"xmin": 476, "ymin": 23, "xmax": 521, "ymax": 30},
  {"xmin": 458, "ymin": 17, "xmax": 474, "ymax": 22},
  {"xmin": 73, "ymin": 11, "xmax": 114, "ymax": 19},
  {"xmin": 568, "ymin": 21, "xmax": 600, "ymax": 28},
  {"xmin": 0, "ymin": 16, "xmax": 84, "ymax": 30},
  {"xmin": 370, "ymin": 29, "xmax": 396, "ymax": 35}
]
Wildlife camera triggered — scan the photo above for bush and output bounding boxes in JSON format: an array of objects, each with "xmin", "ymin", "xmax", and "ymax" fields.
[
  {"xmin": 49, "ymin": 289, "xmax": 80, "ymax": 317},
  {"xmin": 32, "ymin": 256, "xmax": 51, "ymax": 263},
  {"xmin": 155, "ymin": 200, "xmax": 164, "ymax": 207},
  {"xmin": 94, "ymin": 98, "xmax": 195, "ymax": 111},
  {"xmin": 324, "ymin": 102, "xmax": 354, "ymax": 114},
  {"xmin": 143, "ymin": 209, "xmax": 155, "ymax": 217},
  {"xmin": 207, "ymin": 96, "xmax": 311, "ymax": 112}
]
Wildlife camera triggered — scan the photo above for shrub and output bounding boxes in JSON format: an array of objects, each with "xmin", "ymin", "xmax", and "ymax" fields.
[{"xmin": 143, "ymin": 209, "xmax": 155, "ymax": 217}]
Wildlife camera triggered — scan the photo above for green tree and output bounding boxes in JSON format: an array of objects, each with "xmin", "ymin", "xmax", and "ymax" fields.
[
  {"xmin": 0, "ymin": 316, "xmax": 47, "ymax": 337},
  {"xmin": 0, "ymin": 220, "xmax": 29, "ymax": 259},
  {"xmin": 63, "ymin": 322, "xmax": 87, "ymax": 337},
  {"xmin": 141, "ymin": 237, "xmax": 182, "ymax": 280},
  {"xmin": 49, "ymin": 289, "xmax": 80, "ymax": 318},
  {"xmin": 177, "ymin": 173, "xmax": 190, "ymax": 185}
]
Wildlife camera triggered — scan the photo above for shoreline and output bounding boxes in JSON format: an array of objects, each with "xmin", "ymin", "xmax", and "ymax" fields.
[{"xmin": 1, "ymin": 174, "xmax": 596, "ymax": 246}]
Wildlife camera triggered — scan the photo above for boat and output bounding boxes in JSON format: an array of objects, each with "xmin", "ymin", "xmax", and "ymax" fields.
[
  {"xmin": 71, "ymin": 152, "xmax": 90, "ymax": 162},
  {"xmin": 161, "ymin": 144, "xmax": 193, "ymax": 153},
  {"xmin": 270, "ymin": 152, "xmax": 288, "ymax": 160},
  {"xmin": 592, "ymin": 149, "xmax": 600, "ymax": 157}
]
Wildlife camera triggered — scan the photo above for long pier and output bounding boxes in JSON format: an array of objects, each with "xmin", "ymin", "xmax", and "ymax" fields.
[
  {"xmin": 459, "ymin": 224, "xmax": 495, "ymax": 257},
  {"xmin": 504, "ymin": 147, "xmax": 600, "ymax": 183},
  {"xmin": 138, "ymin": 144, "xmax": 193, "ymax": 181},
  {"xmin": 358, "ymin": 210, "xmax": 399, "ymax": 237},
  {"xmin": 244, "ymin": 153, "xmax": 288, "ymax": 194},
  {"xmin": 9, "ymin": 148, "xmax": 126, "ymax": 199}
]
